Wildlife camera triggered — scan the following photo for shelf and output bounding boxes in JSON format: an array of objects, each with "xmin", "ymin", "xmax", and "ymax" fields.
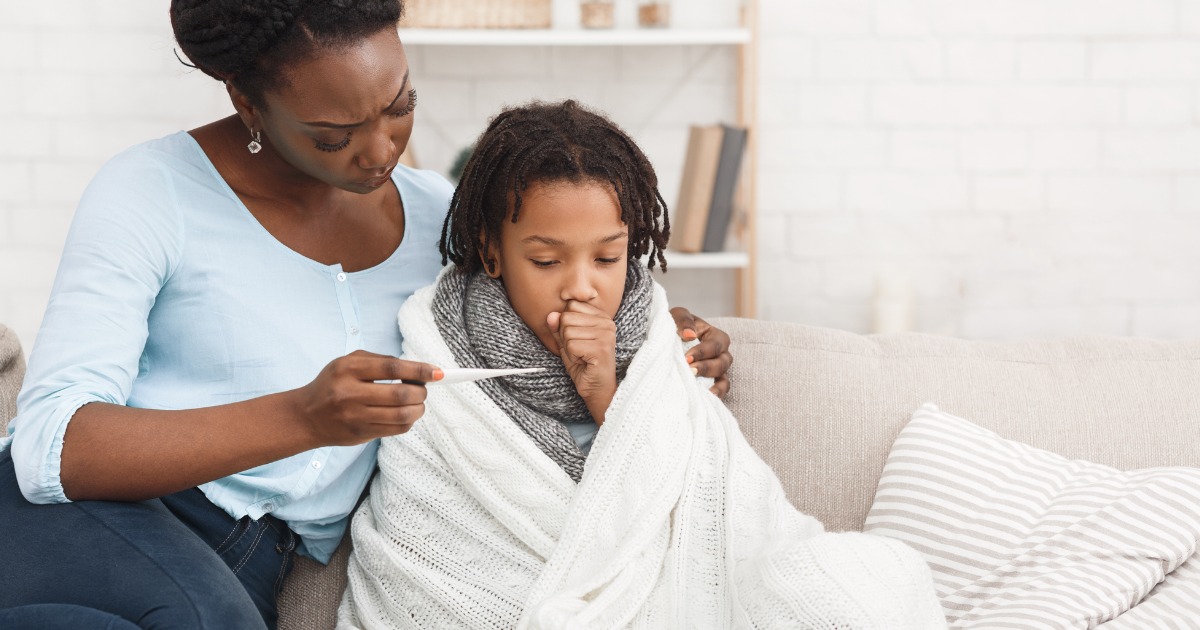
[
  {"xmin": 659, "ymin": 251, "xmax": 750, "ymax": 270},
  {"xmin": 398, "ymin": 28, "xmax": 750, "ymax": 46},
  {"xmin": 398, "ymin": 1, "xmax": 759, "ymax": 316}
]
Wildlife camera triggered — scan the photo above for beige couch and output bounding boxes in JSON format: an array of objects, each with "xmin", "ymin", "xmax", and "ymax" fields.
[{"xmin": 4, "ymin": 319, "xmax": 1200, "ymax": 628}]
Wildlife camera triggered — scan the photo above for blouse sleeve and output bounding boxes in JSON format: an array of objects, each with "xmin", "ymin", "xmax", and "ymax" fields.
[{"xmin": 8, "ymin": 148, "xmax": 183, "ymax": 503}]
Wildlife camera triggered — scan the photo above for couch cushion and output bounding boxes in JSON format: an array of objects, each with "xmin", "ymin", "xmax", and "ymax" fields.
[
  {"xmin": 709, "ymin": 317, "xmax": 1200, "ymax": 534},
  {"xmin": 0, "ymin": 324, "xmax": 25, "ymax": 434},
  {"xmin": 864, "ymin": 404, "xmax": 1200, "ymax": 626},
  {"xmin": 278, "ymin": 535, "xmax": 351, "ymax": 630}
]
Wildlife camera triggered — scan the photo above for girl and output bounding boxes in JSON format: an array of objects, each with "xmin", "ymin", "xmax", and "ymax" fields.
[{"xmin": 339, "ymin": 101, "xmax": 945, "ymax": 629}]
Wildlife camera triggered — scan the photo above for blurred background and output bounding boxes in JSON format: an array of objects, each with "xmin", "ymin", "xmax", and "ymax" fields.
[{"xmin": 2, "ymin": 0, "xmax": 1200, "ymax": 353}]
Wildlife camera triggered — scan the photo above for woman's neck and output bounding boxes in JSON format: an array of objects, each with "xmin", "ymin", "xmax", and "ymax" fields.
[
  {"xmin": 191, "ymin": 115, "xmax": 345, "ymax": 215},
  {"xmin": 188, "ymin": 115, "xmax": 405, "ymax": 271}
]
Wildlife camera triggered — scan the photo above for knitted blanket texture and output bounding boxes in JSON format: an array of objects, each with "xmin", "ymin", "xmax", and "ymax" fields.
[{"xmin": 338, "ymin": 268, "xmax": 947, "ymax": 629}]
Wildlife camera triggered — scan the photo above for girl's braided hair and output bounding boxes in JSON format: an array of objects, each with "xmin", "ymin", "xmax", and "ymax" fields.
[
  {"xmin": 440, "ymin": 100, "xmax": 671, "ymax": 275},
  {"xmin": 170, "ymin": 0, "xmax": 403, "ymax": 108}
]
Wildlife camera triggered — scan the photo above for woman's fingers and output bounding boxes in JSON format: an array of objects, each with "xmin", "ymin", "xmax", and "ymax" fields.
[
  {"xmin": 675, "ymin": 314, "xmax": 733, "ymax": 398},
  {"xmin": 357, "ymin": 381, "xmax": 429, "ymax": 407},
  {"xmin": 692, "ymin": 351, "xmax": 733, "ymax": 384},
  {"xmin": 710, "ymin": 375, "xmax": 731, "ymax": 399},
  {"xmin": 361, "ymin": 404, "xmax": 426, "ymax": 424},
  {"xmin": 683, "ymin": 316, "xmax": 732, "ymax": 375},
  {"xmin": 670, "ymin": 306, "xmax": 700, "ymax": 341},
  {"xmin": 297, "ymin": 352, "xmax": 442, "ymax": 445},
  {"xmin": 355, "ymin": 382, "xmax": 432, "ymax": 438},
  {"xmin": 339, "ymin": 350, "xmax": 442, "ymax": 384},
  {"xmin": 361, "ymin": 404, "xmax": 427, "ymax": 437},
  {"xmin": 686, "ymin": 338, "xmax": 733, "ymax": 376},
  {"xmin": 682, "ymin": 316, "xmax": 728, "ymax": 357}
]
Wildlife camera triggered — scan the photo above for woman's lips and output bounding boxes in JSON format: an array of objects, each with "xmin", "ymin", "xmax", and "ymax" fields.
[{"xmin": 360, "ymin": 165, "xmax": 396, "ymax": 188}]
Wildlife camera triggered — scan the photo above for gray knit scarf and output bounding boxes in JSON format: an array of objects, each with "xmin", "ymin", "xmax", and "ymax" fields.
[{"xmin": 431, "ymin": 264, "xmax": 652, "ymax": 483}]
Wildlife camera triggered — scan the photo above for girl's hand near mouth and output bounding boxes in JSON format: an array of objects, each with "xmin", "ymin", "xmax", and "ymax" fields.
[{"xmin": 548, "ymin": 300, "xmax": 618, "ymax": 425}]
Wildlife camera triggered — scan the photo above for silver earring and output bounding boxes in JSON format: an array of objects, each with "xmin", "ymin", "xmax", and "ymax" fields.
[{"xmin": 247, "ymin": 130, "xmax": 262, "ymax": 154}]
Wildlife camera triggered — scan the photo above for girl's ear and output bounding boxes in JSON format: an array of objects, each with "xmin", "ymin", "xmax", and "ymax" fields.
[{"xmin": 479, "ymin": 236, "xmax": 502, "ymax": 278}]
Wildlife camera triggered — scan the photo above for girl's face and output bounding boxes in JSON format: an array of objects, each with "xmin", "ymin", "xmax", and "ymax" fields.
[
  {"xmin": 254, "ymin": 28, "xmax": 415, "ymax": 194},
  {"xmin": 487, "ymin": 180, "xmax": 630, "ymax": 354}
]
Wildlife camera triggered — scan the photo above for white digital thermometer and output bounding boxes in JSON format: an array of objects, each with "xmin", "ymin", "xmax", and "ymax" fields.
[{"xmin": 429, "ymin": 367, "xmax": 545, "ymax": 385}]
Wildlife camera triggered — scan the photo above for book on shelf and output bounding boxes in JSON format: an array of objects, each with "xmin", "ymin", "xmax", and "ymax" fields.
[
  {"xmin": 671, "ymin": 125, "xmax": 723, "ymax": 253},
  {"xmin": 671, "ymin": 123, "xmax": 749, "ymax": 254},
  {"xmin": 701, "ymin": 124, "xmax": 748, "ymax": 253}
]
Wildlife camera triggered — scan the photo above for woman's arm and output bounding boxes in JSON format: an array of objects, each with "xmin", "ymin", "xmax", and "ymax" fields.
[
  {"xmin": 60, "ymin": 352, "xmax": 437, "ymax": 501},
  {"xmin": 10, "ymin": 149, "xmax": 437, "ymax": 503}
]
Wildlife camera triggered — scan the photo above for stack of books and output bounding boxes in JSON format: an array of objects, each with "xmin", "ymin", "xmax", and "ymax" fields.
[{"xmin": 671, "ymin": 123, "xmax": 749, "ymax": 254}]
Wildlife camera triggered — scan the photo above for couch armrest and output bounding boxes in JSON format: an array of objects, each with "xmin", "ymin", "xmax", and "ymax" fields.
[{"xmin": 0, "ymin": 325, "xmax": 25, "ymax": 434}]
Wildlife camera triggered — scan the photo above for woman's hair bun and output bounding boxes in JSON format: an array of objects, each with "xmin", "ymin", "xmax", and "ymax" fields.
[
  {"xmin": 170, "ymin": 0, "xmax": 403, "ymax": 107},
  {"xmin": 170, "ymin": 0, "xmax": 301, "ymax": 82}
]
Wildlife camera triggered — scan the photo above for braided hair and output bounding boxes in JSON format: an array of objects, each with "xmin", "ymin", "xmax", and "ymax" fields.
[
  {"xmin": 170, "ymin": 0, "xmax": 403, "ymax": 108},
  {"xmin": 440, "ymin": 100, "xmax": 671, "ymax": 275}
]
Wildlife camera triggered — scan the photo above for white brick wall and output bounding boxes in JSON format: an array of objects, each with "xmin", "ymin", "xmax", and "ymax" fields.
[
  {"xmin": 4, "ymin": 0, "xmax": 1200, "ymax": 353},
  {"xmin": 0, "ymin": 1, "xmax": 741, "ymax": 352},
  {"xmin": 1, "ymin": 2, "xmax": 236, "ymax": 352},
  {"xmin": 758, "ymin": 0, "xmax": 1200, "ymax": 339}
]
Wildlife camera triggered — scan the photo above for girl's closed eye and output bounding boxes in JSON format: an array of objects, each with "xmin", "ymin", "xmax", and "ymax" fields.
[
  {"xmin": 597, "ymin": 256, "xmax": 622, "ymax": 265},
  {"xmin": 531, "ymin": 259, "xmax": 557, "ymax": 268}
]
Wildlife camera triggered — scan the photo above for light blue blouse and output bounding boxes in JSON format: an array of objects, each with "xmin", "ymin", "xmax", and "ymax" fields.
[{"xmin": 3, "ymin": 131, "xmax": 451, "ymax": 562}]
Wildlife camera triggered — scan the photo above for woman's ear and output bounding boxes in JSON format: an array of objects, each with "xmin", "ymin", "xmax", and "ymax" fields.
[
  {"xmin": 227, "ymin": 83, "xmax": 261, "ymax": 136},
  {"xmin": 479, "ymin": 237, "xmax": 502, "ymax": 278}
]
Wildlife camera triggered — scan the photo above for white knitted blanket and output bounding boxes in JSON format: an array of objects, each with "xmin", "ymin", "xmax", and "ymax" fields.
[{"xmin": 338, "ymin": 277, "xmax": 947, "ymax": 629}]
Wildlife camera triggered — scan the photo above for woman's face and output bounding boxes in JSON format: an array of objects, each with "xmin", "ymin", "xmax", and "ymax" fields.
[
  {"xmin": 489, "ymin": 179, "xmax": 630, "ymax": 355},
  {"xmin": 255, "ymin": 28, "xmax": 415, "ymax": 194}
]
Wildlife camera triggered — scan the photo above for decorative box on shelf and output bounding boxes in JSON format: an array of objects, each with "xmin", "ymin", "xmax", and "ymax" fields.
[{"xmin": 398, "ymin": 0, "xmax": 551, "ymax": 29}]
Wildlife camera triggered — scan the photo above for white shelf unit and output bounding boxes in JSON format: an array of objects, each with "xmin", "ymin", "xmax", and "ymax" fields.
[
  {"xmin": 662, "ymin": 251, "xmax": 750, "ymax": 269},
  {"xmin": 400, "ymin": 28, "xmax": 750, "ymax": 46},
  {"xmin": 400, "ymin": 4, "xmax": 758, "ymax": 317}
]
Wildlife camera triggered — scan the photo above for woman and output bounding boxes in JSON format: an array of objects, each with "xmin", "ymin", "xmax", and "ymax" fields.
[{"xmin": 0, "ymin": 2, "xmax": 733, "ymax": 628}]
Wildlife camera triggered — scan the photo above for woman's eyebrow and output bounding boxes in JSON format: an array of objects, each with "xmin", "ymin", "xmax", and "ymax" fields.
[{"xmin": 301, "ymin": 69, "xmax": 411, "ymax": 129}]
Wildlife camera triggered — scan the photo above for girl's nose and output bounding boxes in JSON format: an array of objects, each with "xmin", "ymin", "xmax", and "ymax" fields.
[{"xmin": 561, "ymin": 267, "xmax": 599, "ymax": 303}]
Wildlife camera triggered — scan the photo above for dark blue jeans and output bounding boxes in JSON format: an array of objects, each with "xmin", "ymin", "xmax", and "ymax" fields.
[{"xmin": 0, "ymin": 448, "xmax": 297, "ymax": 629}]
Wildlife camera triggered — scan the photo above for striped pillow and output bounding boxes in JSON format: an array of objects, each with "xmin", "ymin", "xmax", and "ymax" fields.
[{"xmin": 865, "ymin": 403, "xmax": 1200, "ymax": 628}]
